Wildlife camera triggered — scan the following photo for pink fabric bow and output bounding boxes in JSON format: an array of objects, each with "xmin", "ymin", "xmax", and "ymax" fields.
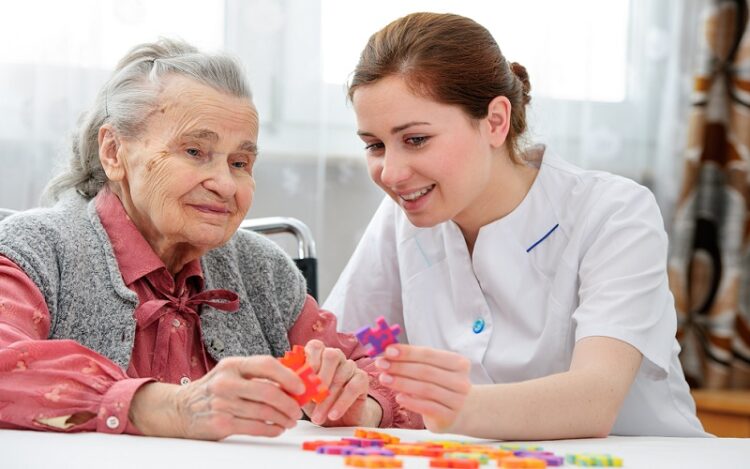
[{"xmin": 135, "ymin": 285, "xmax": 239, "ymax": 378}]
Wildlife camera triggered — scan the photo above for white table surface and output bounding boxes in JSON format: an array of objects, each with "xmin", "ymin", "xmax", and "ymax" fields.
[{"xmin": 2, "ymin": 421, "xmax": 748, "ymax": 469}]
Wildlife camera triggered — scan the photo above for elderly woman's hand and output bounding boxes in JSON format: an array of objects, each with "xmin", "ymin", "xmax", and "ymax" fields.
[
  {"xmin": 302, "ymin": 339, "xmax": 380, "ymax": 427},
  {"xmin": 129, "ymin": 356, "xmax": 305, "ymax": 440}
]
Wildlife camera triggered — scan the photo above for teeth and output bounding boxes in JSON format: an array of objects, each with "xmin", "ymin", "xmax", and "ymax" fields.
[{"xmin": 401, "ymin": 185, "xmax": 433, "ymax": 201}]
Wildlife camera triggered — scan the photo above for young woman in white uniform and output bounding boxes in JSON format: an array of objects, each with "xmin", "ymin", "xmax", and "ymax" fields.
[{"xmin": 324, "ymin": 12, "xmax": 707, "ymax": 439}]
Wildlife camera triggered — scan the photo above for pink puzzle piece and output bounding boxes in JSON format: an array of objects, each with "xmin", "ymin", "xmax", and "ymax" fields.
[{"xmin": 355, "ymin": 316, "xmax": 401, "ymax": 357}]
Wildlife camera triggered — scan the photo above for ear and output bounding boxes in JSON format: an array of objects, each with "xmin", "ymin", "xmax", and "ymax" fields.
[
  {"xmin": 484, "ymin": 95, "xmax": 512, "ymax": 148},
  {"xmin": 98, "ymin": 124, "xmax": 126, "ymax": 182}
]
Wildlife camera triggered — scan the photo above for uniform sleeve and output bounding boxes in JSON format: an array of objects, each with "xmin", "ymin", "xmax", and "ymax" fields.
[
  {"xmin": 288, "ymin": 295, "xmax": 423, "ymax": 429},
  {"xmin": 573, "ymin": 182, "xmax": 676, "ymax": 379},
  {"xmin": 0, "ymin": 255, "xmax": 152, "ymax": 434},
  {"xmin": 324, "ymin": 197, "xmax": 406, "ymax": 338}
]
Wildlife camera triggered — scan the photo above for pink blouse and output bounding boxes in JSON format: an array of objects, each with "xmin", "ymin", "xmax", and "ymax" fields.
[{"xmin": 0, "ymin": 189, "xmax": 421, "ymax": 434}]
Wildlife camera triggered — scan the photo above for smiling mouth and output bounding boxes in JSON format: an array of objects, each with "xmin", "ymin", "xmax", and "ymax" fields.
[
  {"xmin": 400, "ymin": 184, "xmax": 435, "ymax": 201},
  {"xmin": 190, "ymin": 204, "xmax": 231, "ymax": 215}
]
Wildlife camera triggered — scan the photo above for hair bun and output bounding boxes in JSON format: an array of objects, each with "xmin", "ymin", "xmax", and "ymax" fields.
[
  {"xmin": 113, "ymin": 38, "xmax": 198, "ymax": 73},
  {"xmin": 510, "ymin": 62, "xmax": 531, "ymax": 105}
]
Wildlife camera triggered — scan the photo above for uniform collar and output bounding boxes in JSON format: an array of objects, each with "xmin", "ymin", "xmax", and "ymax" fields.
[{"xmin": 470, "ymin": 145, "xmax": 559, "ymax": 255}]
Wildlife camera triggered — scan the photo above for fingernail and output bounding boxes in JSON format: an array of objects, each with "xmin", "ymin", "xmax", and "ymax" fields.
[
  {"xmin": 375, "ymin": 358, "xmax": 390, "ymax": 369},
  {"xmin": 379, "ymin": 373, "xmax": 393, "ymax": 384},
  {"xmin": 385, "ymin": 347, "xmax": 398, "ymax": 357},
  {"xmin": 328, "ymin": 410, "xmax": 339, "ymax": 420}
]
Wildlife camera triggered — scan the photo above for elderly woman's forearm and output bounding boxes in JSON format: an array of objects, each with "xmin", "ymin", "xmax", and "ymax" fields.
[{"xmin": 0, "ymin": 340, "xmax": 152, "ymax": 433}]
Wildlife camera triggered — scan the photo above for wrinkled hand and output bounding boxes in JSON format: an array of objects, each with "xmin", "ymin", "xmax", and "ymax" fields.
[
  {"xmin": 130, "ymin": 356, "xmax": 304, "ymax": 440},
  {"xmin": 374, "ymin": 344, "xmax": 471, "ymax": 433},
  {"xmin": 302, "ymin": 339, "xmax": 376, "ymax": 426}
]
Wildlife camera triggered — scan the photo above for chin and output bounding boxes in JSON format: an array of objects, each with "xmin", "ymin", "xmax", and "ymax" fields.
[
  {"xmin": 188, "ymin": 229, "xmax": 233, "ymax": 250},
  {"xmin": 404, "ymin": 213, "xmax": 443, "ymax": 228}
]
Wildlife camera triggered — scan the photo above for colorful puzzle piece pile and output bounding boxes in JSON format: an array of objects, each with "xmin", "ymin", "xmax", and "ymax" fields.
[
  {"xmin": 278, "ymin": 345, "xmax": 329, "ymax": 405},
  {"xmin": 302, "ymin": 428, "xmax": 623, "ymax": 468},
  {"xmin": 355, "ymin": 316, "xmax": 401, "ymax": 356}
]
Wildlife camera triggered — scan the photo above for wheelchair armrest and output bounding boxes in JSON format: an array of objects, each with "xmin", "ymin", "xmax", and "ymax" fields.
[{"xmin": 240, "ymin": 216, "xmax": 318, "ymax": 300}]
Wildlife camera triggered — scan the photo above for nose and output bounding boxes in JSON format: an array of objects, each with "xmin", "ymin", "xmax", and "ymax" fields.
[
  {"xmin": 379, "ymin": 150, "xmax": 412, "ymax": 187},
  {"xmin": 202, "ymin": 156, "xmax": 238, "ymax": 199}
]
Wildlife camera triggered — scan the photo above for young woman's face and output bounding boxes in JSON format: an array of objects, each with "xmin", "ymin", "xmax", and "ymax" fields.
[{"xmin": 352, "ymin": 75, "xmax": 498, "ymax": 229}]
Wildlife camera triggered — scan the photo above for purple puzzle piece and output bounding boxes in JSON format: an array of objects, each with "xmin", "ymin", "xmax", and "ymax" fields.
[
  {"xmin": 514, "ymin": 450, "xmax": 564, "ymax": 466},
  {"xmin": 355, "ymin": 316, "xmax": 401, "ymax": 356}
]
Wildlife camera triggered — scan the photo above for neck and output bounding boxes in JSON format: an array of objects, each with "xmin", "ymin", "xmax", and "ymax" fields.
[
  {"xmin": 455, "ymin": 150, "xmax": 538, "ymax": 255},
  {"xmin": 154, "ymin": 242, "xmax": 203, "ymax": 275}
]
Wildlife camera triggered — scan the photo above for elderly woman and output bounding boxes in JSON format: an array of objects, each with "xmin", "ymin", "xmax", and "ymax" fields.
[{"xmin": 0, "ymin": 39, "xmax": 420, "ymax": 439}]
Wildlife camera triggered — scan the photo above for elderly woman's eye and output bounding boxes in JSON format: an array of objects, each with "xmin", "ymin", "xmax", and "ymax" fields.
[{"xmin": 185, "ymin": 148, "xmax": 202, "ymax": 157}]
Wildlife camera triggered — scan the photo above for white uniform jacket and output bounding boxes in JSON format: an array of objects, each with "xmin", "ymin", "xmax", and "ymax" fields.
[{"xmin": 325, "ymin": 146, "xmax": 707, "ymax": 437}]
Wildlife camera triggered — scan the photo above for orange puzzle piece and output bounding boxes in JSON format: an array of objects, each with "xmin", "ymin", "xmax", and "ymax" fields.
[
  {"xmin": 279, "ymin": 345, "xmax": 307, "ymax": 370},
  {"xmin": 279, "ymin": 345, "xmax": 329, "ymax": 405}
]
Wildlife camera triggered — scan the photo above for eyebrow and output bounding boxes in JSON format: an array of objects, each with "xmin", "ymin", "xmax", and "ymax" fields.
[
  {"xmin": 183, "ymin": 129, "xmax": 219, "ymax": 142},
  {"xmin": 181, "ymin": 129, "xmax": 257, "ymax": 154},
  {"xmin": 357, "ymin": 121, "xmax": 431, "ymax": 137},
  {"xmin": 239, "ymin": 141, "xmax": 258, "ymax": 154}
]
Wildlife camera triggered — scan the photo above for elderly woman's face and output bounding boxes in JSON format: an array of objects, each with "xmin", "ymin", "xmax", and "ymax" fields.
[{"xmin": 110, "ymin": 75, "xmax": 258, "ymax": 255}]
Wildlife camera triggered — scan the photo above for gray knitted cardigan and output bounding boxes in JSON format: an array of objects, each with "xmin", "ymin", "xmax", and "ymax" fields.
[{"xmin": 0, "ymin": 192, "xmax": 307, "ymax": 369}]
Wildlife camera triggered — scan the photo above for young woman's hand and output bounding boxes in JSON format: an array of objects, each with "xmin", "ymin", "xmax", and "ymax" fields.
[
  {"xmin": 129, "ymin": 356, "xmax": 304, "ymax": 440},
  {"xmin": 302, "ymin": 339, "xmax": 381, "ymax": 427},
  {"xmin": 374, "ymin": 344, "xmax": 472, "ymax": 433}
]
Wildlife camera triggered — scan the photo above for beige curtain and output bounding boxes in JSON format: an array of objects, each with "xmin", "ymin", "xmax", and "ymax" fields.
[{"xmin": 669, "ymin": 0, "xmax": 750, "ymax": 389}]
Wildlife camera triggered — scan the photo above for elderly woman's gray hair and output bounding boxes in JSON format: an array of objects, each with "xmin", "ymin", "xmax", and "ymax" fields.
[{"xmin": 42, "ymin": 38, "xmax": 252, "ymax": 204}]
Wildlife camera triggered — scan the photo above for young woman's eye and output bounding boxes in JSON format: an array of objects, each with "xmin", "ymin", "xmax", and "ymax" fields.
[
  {"xmin": 364, "ymin": 142, "xmax": 384, "ymax": 153},
  {"xmin": 406, "ymin": 136, "xmax": 428, "ymax": 147}
]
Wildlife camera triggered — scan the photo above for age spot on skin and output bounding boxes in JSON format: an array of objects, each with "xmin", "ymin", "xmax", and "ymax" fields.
[{"xmin": 146, "ymin": 151, "xmax": 171, "ymax": 172}]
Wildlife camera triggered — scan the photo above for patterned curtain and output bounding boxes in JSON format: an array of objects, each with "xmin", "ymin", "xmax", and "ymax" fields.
[{"xmin": 669, "ymin": 0, "xmax": 750, "ymax": 389}]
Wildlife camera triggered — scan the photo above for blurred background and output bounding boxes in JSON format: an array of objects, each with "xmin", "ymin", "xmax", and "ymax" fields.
[
  {"xmin": 3, "ymin": 0, "xmax": 750, "ymax": 403},
  {"xmin": 0, "ymin": 0, "xmax": 700, "ymax": 296}
]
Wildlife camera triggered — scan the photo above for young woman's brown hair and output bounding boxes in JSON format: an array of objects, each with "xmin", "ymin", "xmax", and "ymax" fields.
[{"xmin": 348, "ymin": 12, "xmax": 531, "ymax": 162}]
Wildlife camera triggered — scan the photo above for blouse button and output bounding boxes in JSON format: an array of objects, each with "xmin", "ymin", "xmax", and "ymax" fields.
[
  {"xmin": 472, "ymin": 318, "xmax": 485, "ymax": 334},
  {"xmin": 180, "ymin": 376, "xmax": 191, "ymax": 386},
  {"xmin": 212, "ymin": 339, "xmax": 225, "ymax": 353},
  {"xmin": 106, "ymin": 416, "xmax": 120, "ymax": 429},
  {"xmin": 172, "ymin": 319, "xmax": 181, "ymax": 328}
]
